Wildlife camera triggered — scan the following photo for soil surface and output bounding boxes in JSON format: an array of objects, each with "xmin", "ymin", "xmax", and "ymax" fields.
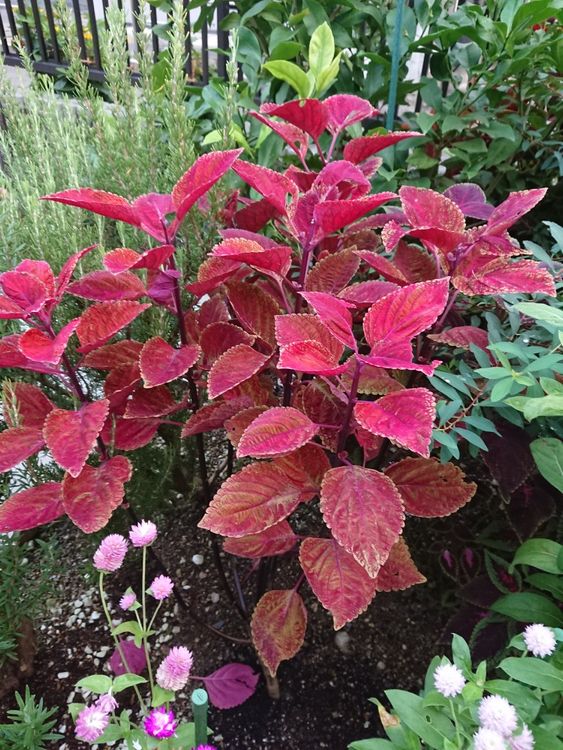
[{"xmin": 0, "ymin": 465, "xmax": 493, "ymax": 750}]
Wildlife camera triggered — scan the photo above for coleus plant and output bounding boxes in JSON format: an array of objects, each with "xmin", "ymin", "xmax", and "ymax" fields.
[{"xmin": 0, "ymin": 94, "xmax": 555, "ymax": 683}]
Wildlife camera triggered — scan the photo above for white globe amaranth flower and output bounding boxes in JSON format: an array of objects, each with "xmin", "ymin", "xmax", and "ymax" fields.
[
  {"xmin": 523, "ymin": 623, "xmax": 556, "ymax": 658},
  {"xmin": 478, "ymin": 695, "xmax": 518, "ymax": 737},
  {"xmin": 433, "ymin": 662, "xmax": 465, "ymax": 697},
  {"xmin": 474, "ymin": 726, "xmax": 508, "ymax": 750},
  {"xmin": 510, "ymin": 725, "xmax": 534, "ymax": 750}
]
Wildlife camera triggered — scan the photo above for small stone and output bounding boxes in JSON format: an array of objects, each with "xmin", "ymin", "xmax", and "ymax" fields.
[
  {"xmin": 57, "ymin": 672, "xmax": 70, "ymax": 679},
  {"xmin": 335, "ymin": 631, "xmax": 351, "ymax": 653},
  {"xmin": 210, "ymin": 592, "xmax": 220, "ymax": 603},
  {"xmin": 377, "ymin": 661, "xmax": 386, "ymax": 671},
  {"xmin": 192, "ymin": 554, "xmax": 204, "ymax": 565}
]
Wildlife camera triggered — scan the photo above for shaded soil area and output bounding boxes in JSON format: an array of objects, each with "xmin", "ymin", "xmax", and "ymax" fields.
[{"xmin": 0, "ymin": 468, "xmax": 493, "ymax": 750}]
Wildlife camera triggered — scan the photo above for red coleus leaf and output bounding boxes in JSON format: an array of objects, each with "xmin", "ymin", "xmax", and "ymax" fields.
[
  {"xmin": 226, "ymin": 282, "xmax": 281, "ymax": 347},
  {"xmin": 249, "ymin": 111, "xmax": 309, "ymax": 162},
  {"xmin": 55, "ymin": 245, "xmax": 97, "ymax": 301},
  {"xmin": 324, "ymin": 94, "xmax": 378, "ymax": 135},
  {"xmin": 225, "ymin": 406, "xmax": 269, "ymax": 448},
  {"xmin": 18, "ymin": 318, "xmax": 79, "ymax": 365},
  {"xmin": 305, "ymin": 250, "xmax": 360, "ymax": 294},
  {"xmin": 124, "ymin": 385, "xmax": 179, "ymax": 419},
  {"xmin": 211, "ymin": 238, "xmax": 292, "ymax": 278},
  {"xmin": 393, "ymin": 242, "xmax": 436, "ymax": 283},
  {"xmin": 186, "ymin": 256, "xmax": 241, "ymax": 297},
  {"xmin": 62, "ymin": 455, "xmax": 132, "ymax": 532},
  {"xmin": 354, "ymin": 388, "xmax": 436, "ymax": 458},
  {"xmin": 278, "ymin": 340, "xmax": 348, "ymax": 376},
  {"xmin": 0, "ymin": 271, "xmax": 48, "ymax": 313},
  {"xmin": 207, "ymin": 344, "xmax": 270, "ymax": 400},
  {"xmin": 443, "ymin": 183, "xmax": 493, "ymax": 221},
  {"xmin": 399, "ymin": 186, "xmax": 465, "ymax": 233},
  {"xmin": 232, "ymin": 198, "xmax": 280, "ymax": 232},
  {"xmin": 251, "ymin": 589, "xmax": 307, "ymax": 677},
  {"xmin": 261, "ymin": 99, "xmax": 328, "ymax": 139},
  {"xmin": 485, "ymin": 188, "xmax": 546, "ymax": 235},
  {"xmin": 67, "ymin": 270, "xmax": 145, "ymax": 301},
  {"xmin": 340, "ymin": 358, "xmax": 404, "ymax": 396},
  {"xmin": 41, "ymin": 188, "xmax": 138, "ymax": 225},
  {"xmin": 375, "ymin": 536, "xmax": 426, "ymax": 592},
  {"xmin": 104, "ymin": 416, "xmax": 160, "ymax": 450},
  {"xmin": 0, "ymin": 335, "xmax": 60, "ymax": 375},
  {"xmin": 300, "ymin": 537, "xmax": 378, "ymax": 630},
  {"xmin": 198, "ymin": 296, "xmax": 230, "ymax": 327},
  {"xmin": 384, "ymin": 457, "xmax": 477, "ymax": 517},
  {"xmin": 140, "ymin": 337, "xmax": 201, "ymax": 388},
  {"xmin": 3, "ymin": 382, "xmax": 54, "ymax": 429},
  {"xmin": 428, "ymin": 326, "xmax": 489, "ymax": 352},
  {"xmin": 82, "ymin": 340, "xmax": 143, "ymax": 369},
  {"xmin": 103, "ymin": 244, "xmax": 175, "ymax": 274},
  {"xmin": 313, "ymin": 161, "xmax": 371, "ymax": 200},
  {"xmin": 275, "ymin": 314, "xmax": 342, "ymax": 357},
  {"xmin": 199, "ymin": 462, "xmax": 307, "ymax": 537},
  {"xmin": 223, "ymin": 520, "xmax": 298, "ymax": 559},
  {"xmin": 320, "ymin": 466, "xmax": 404, "ymax": 578},
  {"xmin": 314, "ymin": 193, "xmax": 397, "ymax": 236},
  {"xmin": 301, "ymin": 381, "xmax": 346, "ymax": 451},
  {"xmin": 355, "ymin": 250, "xmax": 408, "ymax": 285},
  {"xmin": 76, "ymin": 301, "xmax": 150, "ymax": 354},
  {"xmin": 43, "ymin": 399, "xmax": 109, "ymax": 477},
  {"xmin": 181, "ymin": 397, "xmax": 252, "ymax": 437},
  {"xmin": 171, "ymin": 148, "xmax": 243, "ymax": 224},
  {"xmin": 453, "ymin": 257, "xmax": 556, "ymax": 297},
  {"xmin": 0, "ymin": 427, "xmax": 45, "ymax": 472},
  {"xmin": 200, "ymin": 663, "xmax": 259, "ymax": 710},
  {"xmin": 14, "ymin": 260, "xmax": 55, "ymax": 295},
  {"xmin": 0, "ymin": 296, "xmax": 26, "ymax": 319},
  {"xmin": 300, "ymin": 291, "xmax": 357, "ymax": 350},
  {"xmin": 0, "ymin": 482, "xmax": 64, "ymax": 532},
  {"xmin": 131, "ymin": 193, "xmax": 174, "ymax": 241},
  {"xmin": 272, "ymin": 443, "xmax": 330, "ymax": 494},
  {"xmin": 339, "ymin": 280, "xmax": 400, "ymax": 307},
  {"xmin": 343, "ymin": 132, "xmax": 421, "ymax": 163},
  {"xmin": 200, "ymin": 322, "xmax": 255, "ymax": 368},
  {"xmin": 237, "ymin": 406, "xmax": 318, "ymax": 459},
  {"xmin": 104, "ymin": 364, "xmax": 142, "ymax": 408},
  {"xmin": 233, "ymin": 161, "xmax": 298, "ymax": 214}
]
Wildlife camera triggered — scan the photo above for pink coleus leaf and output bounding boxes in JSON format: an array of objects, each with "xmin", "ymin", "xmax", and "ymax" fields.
[
  {"xmin": 249, "ymin": 111, "xmax": 309, "ymax": 162},
  {"xmin": 354, "ymin": 250, "xmax": 408, "ymax": 285},
  {"xmin": 225, "ymin": 406, "xmax": 269, "ymax": 449},
  {"xmin": 484, "ymin": 188, "xmax": 547, "ymax": 235},
  {"xmin": 305, "ymin": 250, "xmax": 360, "ymax": 294},
  {"xmin": 237, "ymin": 406, "xmax": 318, "ymax": 459},
  {"xmin": 207, "ymin": 344, "xmax": 270, "ymax": 400},
  {"xmin": 275, "ymin": 313, "xmax": 343, "ymax": 357},
  {"xmin": 320, "ymin": 465, "xmax": 404, "ymax": 578},
  {"xmin": 226, "ymin": 282, "xmax": 281, "ymax": 347},
  {"xmin": 233, "ymin": 161, "xmax": 298, "ymax": 214},
  {"xmin": 14, "ymin": 260, "xmax": 55, "ymax": 295},
  {"xmin": 108, "ymin": 639, "xmax": 147, "ymax": 676},
  {"xmin": 261, "ymin": 99, "xmax": 328, "ymax": 139},
  {"xmin": 198, "ymin": 462, "xmax": 305, "ymax": 537},
  {"xmin": 443, "ymin": 183, "xmax": 493, "ymax": 221},
  {"xmin": 55, "ymin": 245, "xmax": 97, "ymax": 301},
  {"xmin": 339, "ymin": 280, "xmax": 400, "ymax": 307},
  {"xmin": 67, "ymin": 270, "xmax": 145, "ymax": 301},
  {"xmin": 43, "ymin": 399, "xmax": 109, "ymax": 477},
  {"xmin": 131, "ymin": 193, "xmax": 174, "ymax": 241},
  {"xmin": 199, "ymin": 663, "xmax": 259, "ymax": 709},
  {"xmin": 393, "ymin": 241, "xmax": 437, "ymax": 283},
  {"xmin": 185, "ymin": 256, "xmax": 241, "ymax": 297},
  {"xmin": 343, "ymin": 132, "xmax": 421, "ymax": 163},
  {"xmin": 124, "ymin": 385, "xmax": 179, "ymax": 419},
  {"xmin": 200, "ymin": 322, "xmax": 255, "ymax": 368},
  {"xmin": 375, "ymin": 536, "xmax": 426, "ymax": 592},
  {"xmin": 0, "ymin": 335, "xmax": 61, "ymax": 375},
  {"xmin": 323, "ymin": 94, "xmax": 378, "ymax": 135},
  {"xmin": 103, "ymin": 415, "xmax": 160, "ymax": 451},
  {"xmin": 0, "ymin": 482, "xmax": 64, "ymax": 532},
  {"xmin": 232, "ymin": 197, "xmax": 280, "ymax": 232},
  {"xmin": 314, "ymin": 193, "xmax": 397, "ymax": 236},
  {"xmin": 354, "ymin": 388, "xmax": 436, "ymax": 457},
  {"xmin": 279, "ymin": 340, "xmax": 348, "ymax": 376},
  {"xmin": 312, "ymin": 161, "xmax": 371, "ymax": 199},
  {"xmin": 251, "ymin": 589, "xmax": 307, "ymax": 677},
  {"xmin": 300, "ymin": 291, "xmax": 357, "ymax": 350},
  {"xmin": 103, "ymin": 244, "xmax": 175, "ymax": 274},
  {"xmin": 41, "ymin": 188, "xmax": 138, "ymax": 226},
  {"xmin": 223, "ymin": 520, "xmax": 298, "ymax": 559},
  {"xmin": 272, "ymin": 443, "xmax": 330, "ymax": 495},
  {"xmin": 171, "ymin": 148, "xmax": 243, "ymax": 224},
  {"xmin": 382, "ymin": 220, "xmax": 409, "ymax": 252},
  {"xmin": 181, "ymin": 397, "xmax": 252, "ymax": 437},
  {"xmin": 399, "ymin": 186, "xmax": 465, "ymax": 232},
  {"xmin": 76, "ymin": 301, "xmax": 150, "ymax": 354},
  {"xmin": 2, "ymin": 382, "xmax": 54, "ymax": 429},
  {"xmin": 0, "ymin": 426, "xmax": 45, "ymax": 472},
  {"xmin": 0, "ymin": 271, "xmax": 48, "ymax": 313},
  {"xmin": 18, "ymin": 318, "xmax": 79, "ymax": 364},
  {"xmin": 453, "ymin": 257, "xmax": 556, "ymax": 297},
  {"xmin": 211, "ymin": 238, "xmax": 292, "ymax": 278},
  {"xmin": 140, "ymin": 337, "xmax": 201, "ymax": 388},
  {"xmin": 385, "ymin": 457, "xmax": 477, "ymax": 517},
  {"xmin": 428, "ymin": 326, "xmax": 490, "ymax": 352},
  {"xmin": 82, "ymin": 340, "xmax": 143, "ymax": 369},
  {"xmin": 104, "ymin": 364, "xmax": 141, "ymax": 408},
  {"xmin": 0, "ymin": 296, "xmax": 26, "ymax": 319},
  {"xmin": 62, "ymin": 455, "xmax": 132, "ymax": 532},
  {"xmin": 299, "ymin": 537, "xmax": 378, "ymax": 630}
]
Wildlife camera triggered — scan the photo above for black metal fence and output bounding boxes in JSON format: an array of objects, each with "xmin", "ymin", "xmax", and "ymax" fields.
[{"xmin": 0, "ymin": 0, "xmax": 230, "ymax": 83}]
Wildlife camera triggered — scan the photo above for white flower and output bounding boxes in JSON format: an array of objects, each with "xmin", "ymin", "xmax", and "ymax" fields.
[
  {"xmin": 433, "ymin": 662, "xmax": 465, "ymax": 697},
  {"xmin": 510, "ymin": 725, "xmax": 534, "ymax": 750},
  {"xmin": 523, "ymin": 624, "xmax": 556, "ymax": 658},
  {"xmin": 474, "ymin": 726, "xmax": 508, "ymax": 750},
  {"xmin": 478, "ymin": 695, "xmax": 518, "ymax": 736}
]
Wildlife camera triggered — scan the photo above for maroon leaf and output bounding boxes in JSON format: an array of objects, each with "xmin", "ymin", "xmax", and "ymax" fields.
[
  {"xmin": 108, "ymin": 639, "xmax": 147, "ymax": 676},
  {"xmin": 0, "ymin": 482, "xmax": 64, "ymax": 532},
  {"xmin": 0, "ymin": 426, "xmax": 45, "ymax": 472},
  {"xmin": 140, "ymin": 337, "xmax": 201, "ymax": 387},
  {"xmin": 200, "ymin": 664, "xmax": 259, "ymax": 709}
]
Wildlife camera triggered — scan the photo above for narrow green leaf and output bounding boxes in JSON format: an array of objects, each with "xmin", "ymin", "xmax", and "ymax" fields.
[
  {"xmin": 309, "ymin": 22, "xmax": 335, "ymax": 77},
  {"xmin": 499, "ymin": 657, "xmax": 563, "ymax": 693}
]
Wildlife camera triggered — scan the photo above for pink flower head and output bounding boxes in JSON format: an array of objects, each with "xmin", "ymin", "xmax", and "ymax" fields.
[
  {"xmin": 129, "ymin": 519, "xmax": 157, "ymax": 547},
  {"xmin": 149, "ymin": 574, "xmax": 174, "ymax": 601},
  {"xmin": 93, "ymin": 534, "xmax": 128, "ymax": 573},
  {"xmin": 156, "ymin": 646, "xmax": 193, "ymax": 691},
  {"xmin": 75, "ymin": 705, "xmax": 110, "ymax": 742},
  {"xmin": 478, "ymin": 695, "xmax": 518, "ymax": 736},
  {"xmin": 433, "ymin": 662, "xmax": 465, "ymax": 698},
  {"xmin": 144, "ymin": 707, "xmax": 177, "ymax": 739},
  {"xmin": 95, "ymin": 693, "xmax": 118, "ymax": 713},
  {"xmin": 510, "ymin": 725, "xmax": 535, "ymax": 750},
  {"xmin": 474, "ymin": 727, "xmax": 508, "ymax": 750},
  {"xmin": 119, "ymin": 589, "xmax": 137, "ymax": 610},
  {"xmin": 196, "ymin": 746, "xmax": 218, "ymax": 750},
  {"xmin": 523, "ymin": 624, "xmax": 556, "ymax": 658}
]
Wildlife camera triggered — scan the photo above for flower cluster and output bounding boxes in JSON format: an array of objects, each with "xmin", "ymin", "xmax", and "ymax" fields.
[
  {"xmin": 523, "ymin": 623, "xmax": 556, "ymax": 658},
  {"xmin": 75, "ymin": 694, "xmax": 118, "ymax": 743},
  {"xmin": 474, "ymin": 694, "xmax": 534, "ymax": 750},
  {"xmin": 433, "ymin": 662, "xmax": 466, "ymax": 698}
]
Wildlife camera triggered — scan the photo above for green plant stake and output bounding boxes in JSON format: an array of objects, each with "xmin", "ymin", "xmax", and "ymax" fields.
[
  {"xmin": 386, "ymin": 0, "xmax": 406, "ymax": 132},
  {"xmin": 191, "ymin": 688, "xmax": 209, "ymax": 748}
]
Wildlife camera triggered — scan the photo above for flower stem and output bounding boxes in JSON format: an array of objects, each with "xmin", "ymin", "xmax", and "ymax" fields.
[
  {"xmin": 141, "ymin": 547, "xmax": 155, "ymax": 694},
  {"xmin": 449, "ymin": 698, "xmax": 462, "ymax": 748}
]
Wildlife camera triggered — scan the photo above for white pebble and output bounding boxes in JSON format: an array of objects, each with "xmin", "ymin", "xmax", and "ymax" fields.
[
  {"xmin": 57, "ymin": 672, "xmax": 70, "ymax": 679},
  {"xmin": 192, "ymin": 554, "xmax": 204, "ymax": 565}
]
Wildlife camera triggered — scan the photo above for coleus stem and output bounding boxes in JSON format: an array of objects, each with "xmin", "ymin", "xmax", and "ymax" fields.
[{"xmin": 336, "ymin": 358, "xmax": 363, "ymax": 457}]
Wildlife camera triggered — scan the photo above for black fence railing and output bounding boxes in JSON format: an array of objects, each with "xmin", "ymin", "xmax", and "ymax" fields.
[{"xmin": 0, "ymin": 0, "xmax": 230, "ymax": 83}]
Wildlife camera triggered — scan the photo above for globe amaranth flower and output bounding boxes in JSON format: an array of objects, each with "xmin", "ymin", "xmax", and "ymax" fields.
[
  {"xmin": 156, "ymin": 646, "xmax": 193, "ymax": 691},
  {"xmin": 95, "ymin": 693, "xmax": 118, "ymax": 713},
  {"xmin": 129, "ymin": 519, "xmax": 158, "ymax": 547},
  {"xmin": 478, "ymin": 695, "xmax": 518, "ymax": 737},
  {"xmin": 75, "ymin": 705, "xmax": 110, "ymax": 742},
  {"xmin": 143, "ymin": 707, "xmax": 177, "ymax": 739},
  {"xmin": 523, "ymin": 623, "xmax": 556, "ymax": 658},
  {"xmin": 510, "ymin": 725, "xmax": 534, "ymax": 750},
  {"xmin": 149, "ymin": 574, "xmax": 174, "ymax": 601},
  {"xmin": 93, "ymin": 534, "xmax": 128, "ymax": 573},
  {"xmin": 433, "ymin": 662, "xmax": 465, "ymax": 698},
  {"xmin": 196, "ymin": 746, "xmax": 218, "ymax": 750},
  {"xmin": 119, "ymin": 589, "xmax": 137, "ymax": 611},
  {"xmin": 473, "ymin": 727, "xmax": 508, "ymax": 750}
]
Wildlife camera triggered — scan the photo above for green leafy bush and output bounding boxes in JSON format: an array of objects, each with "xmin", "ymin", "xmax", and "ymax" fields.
[{"xmin": 0, "ymin": 687, "xmax": 62, "ymax": 749}]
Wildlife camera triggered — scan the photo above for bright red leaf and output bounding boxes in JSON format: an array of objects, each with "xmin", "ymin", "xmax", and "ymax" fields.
[
  {"xmin": 251, "ymin": 589, "xmax": 307, "ymax": 677},
  {"xmin": 300, "ymin": 291, "xmax": 357, "ymax": 350},
  {"xmin": 0, "ymin": 426, "xmax": 45, "ymax": 472},
  {"xmin": 343, "ymin": 132, "xmax": 420, "ymax": 163},
  {"xmin": 375, "ymin": 536, "xmax": 426, "ymax": 592},
  {"xmin": 305, "ymin": 250, "xmax": 360, "ymax": 294},
  {"xmin": 207, "ymin": 344, "xmax": 269, "ymax": 399},
  {"xmin": 262, "ymin": 99, "xmax": 328, "ymax": 139},
  {"xmin": 42, "ymin": 188, "xmax": 138, "ymax": 225},
  {"xmin": 67, "ymin": 271, "xmax": 145, "ymax": 301},
  {"xmin": 223, "ymin": 520, "xmax": 298, "ymax": 559},
  {"xmin": 226, "ymin": 281, "xmax": 282, "ymax": 348},
  {"xmin": 140, "ymin": 337, "xmax": 201, "ymax": 387},
  {"xmin": 314, "ymin": 194, "xmax": 396, "ymax": 236},
  {"xmin": 76, "ymin": 301, "xmax": 150, "ymax": 354},
  {"xmin": 181, "ymin": 397, "xmax": 252, "ymax": 437},
  {"xmin": 399, "ymin": 186, "xmax": 465, "ymax": 232},
  {"xmin": 18, "ymin": 318, "xmax": 79, "ymax": 364},
  {"xmin": 43, "ymin": 399, "xmax": 109, "ymax": 477},
  {"xmin": 2, "ymin": 382, "xmax": 54, "ymax": 429},
  {"xmin": 237, "ymin": 406, "xmax": 318, "ymax": 459},
  {"xmin": 0, "ymin": 483, "xmax": 64, "ymax": 532}
]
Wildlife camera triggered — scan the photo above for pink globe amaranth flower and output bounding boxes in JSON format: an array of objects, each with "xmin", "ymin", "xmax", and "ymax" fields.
[
  {"xmin": 119, "ymin": 589, "xmax": 137, "ymax": 610},
  {"xmin": 510, "ymin": 725, "xmax": 535, "ymax": 750},
  {"xmin": 523, "ymin": 623, "xmax": 556, "ymax": 658},
  {"xmin": 433, "ymin": 662, "xmax": 465, "ymax": 698},
  {"xmin": 143, "ymin": 707, "xmax": 177, "ymax": 739},
  {"xmin": 75, "ymin": 705, "xmax": 110, "ymax": 742},
  {"xmin": 473, "ymin": 727, "xmax": 508, "ymax": 750},
  {"xmin": 196, "ymin": 746, "xmax": 218, "ymax": 750},
  {"xmin": 93, "ymin": 534, "xmax": 128, "ymax": 573},
  {"xmin": 156, "ymin": 646, "xmax": 193, "ymax": 691},
  {"xmin": 149, "ymin": 574, "xmax": 174, "ymax": 601},
  {"xmin": 95, "ymin": 693, "xmax": 118, "ymax": 713},
  {"xmin": 129, "ymin": 519, "xmax": 158, "ymax": 547},
  {"xmin": 478, "ymin": 695, "xmax": 518, "ymax": 737}
]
